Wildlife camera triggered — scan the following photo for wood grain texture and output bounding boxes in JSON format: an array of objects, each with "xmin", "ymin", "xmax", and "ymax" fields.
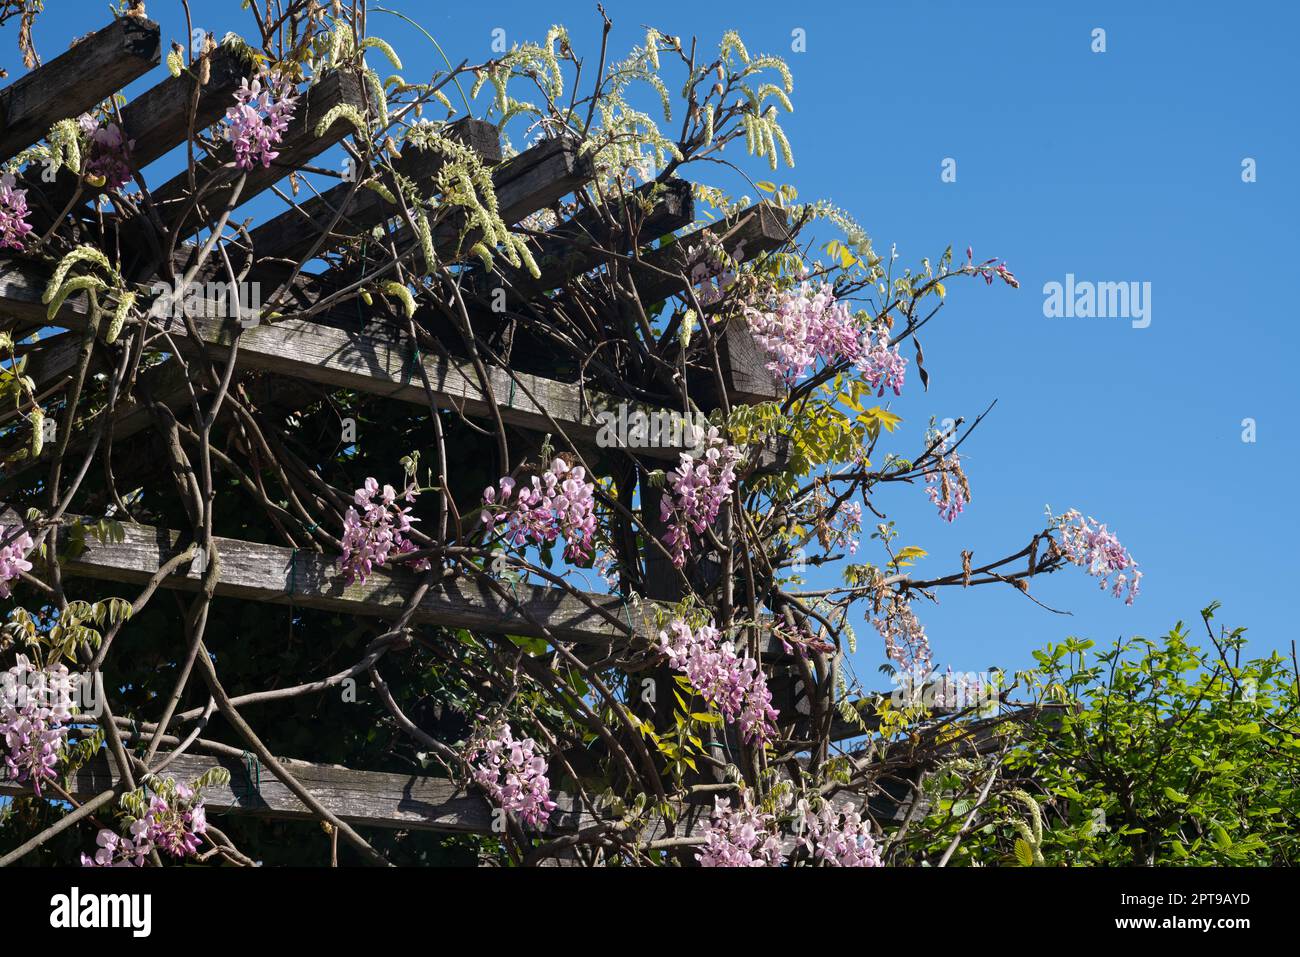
[{"xmin": 0, "ymin": 17, "xmax": 161, "ymax": 162}]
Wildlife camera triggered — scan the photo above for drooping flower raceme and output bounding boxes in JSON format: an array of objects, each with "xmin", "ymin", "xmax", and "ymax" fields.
[
  {"xmin": 77, "ymin": 114, "xmax": 134, "ymax": 189},
  {"xmin": 660, "ymin": 428, "xmax": 741, "ymax": 567},
  {"xmin": 0, "ymin": 524, "xmax": 33, "ymax": 598},
  {"xmin": 658, "ymin": 618, "xmax": 778, "ymax": 746},
  {"xmin": 795, "ymin": 799, "xmax": 883, "ymax": 867},
  {"xmin": 1052, "ymin": 508, "xmax": 1141, "ymax": 604},
  {"xmin": 1, "ymin": 655, "xmax": 74, "ymax": 798},
  {"xmin": 144, "ymin": 782, "xmax": 208, "ymax": 858},
  {"xmin": 0, "ymin": 174, "xmax": 33, "ymax": 250},
  {"xmin": 872, "ymin": 594, "xmax": 933, "ymax": 678},
  {"xmin": 481, "ymin": 458, "xmax": 598, "ymax": 562},
  {"xmin": 697, "ymin": 794, "xmax": 783, "ymax": 867},
  {"xmin": 856, "ymin": 325, "xmax": 908, "ymax": 397},
  {"xmin": 339, "ymin": 478, "xmax": 427, "ymax": 585},
  {"xmin": 923, "ymin": 428, "xmax": 970, "ymax": 523},
  {"xmin": 223, "ymin": 69, "xmax": 299, "ymax": 171},
  {"xmin": 745, "ymin": 281, "xmax": 864, "ymax": 384},
  {"xmin": 466, "ymin": 722, "xmax": 558, "ymax": 830}
]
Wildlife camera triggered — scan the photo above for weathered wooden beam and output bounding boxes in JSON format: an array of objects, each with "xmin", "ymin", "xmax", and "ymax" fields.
[
  {"xmin": 0, "ymin": 16, "xmax": 161, "ymax": 162},
  {"xmin": 246, "ymin": 118, "xmax": 502, "ymax": 264},
  {"xmin": 146, "ymin": 69, "xmax": 366, "ymax": 240},
  {"xmin": 633, "ymin": 201, "xmax": 789, "ymax": 307},
  {"xmin": 0, "ymin": 749, "xmax": 583, "ymax": 834}
]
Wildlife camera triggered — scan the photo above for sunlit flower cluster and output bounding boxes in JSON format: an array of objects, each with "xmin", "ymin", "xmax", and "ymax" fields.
[
  {"xmin": 81, "ymin": 781, "xmax": 209, "ymax": 866},
  {"xmin": 965, "ymin": 246, "xmax": 1019, "ymax": 288},
  {"xmin": 77, "ymin": 115, "xmax": 134, "ymax": 189},
  {"xmin": 795, "ymin": 799, "xmax": 883, "ymax": 867},
  {"xmin": 658, "ymin": 618, "xmax": 777, "ymax": 745},
  {"xmin": 697, "ymin": 794, "xmax": 783, "ymax": 867},
  {"xmin": 924, "ymin": 428, "xmax": 970, "ymax": 523},
  {"xmin": 660, "ymin": 428, "xmax": 741, "ymax": 567},
  {"xmin": 481, "ymin": 458, "xmax": 598, "ymax": 562},
  {"xmin": 467, "ymin": 722, "xmax": 558, "ymax": 830},
  {"xmin": 0, "ymin": 524, "xmax": 33, "ymax": 598},
  {"xmin": 224, "ymin": 69, "xmax": 299, "ymax": 171},
  {"xmin": 1053, "ymin": 508, "xmax": 1141, "ymax": 604},
  {"xmin": 872, "ymin": 595, "xmax": 933, "ymax": 676},
  {"xmin": 745, "ymin": 281, "xmax": 863, "ymax": 383},
  {"xmin": 339, "ymin": 478, "xmax": 427, "ymax": 585},
  {"xmin": 0, "ymin": 174, "xmax": 33, "ymax": 250},
  {"xmin": 81, "ymin": 822, "xmax": 151, "ymax": 867},
  {"xmin": 1, "ymin": 656, "xmax": 74, "ymax": 797}
]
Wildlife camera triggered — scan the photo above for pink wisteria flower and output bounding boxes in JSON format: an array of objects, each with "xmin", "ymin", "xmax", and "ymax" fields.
[
  {"xmin": 745, "ymin": 281, "xmax": 863, "ymax": 384},
  {"xmin": 658, "ymin": 618, "xmax": 778, "ymax": 746},
  {"xmin": 144, "ymin": 783, "xmax": 208, "ymax": 858},
  {"xmin": 794, "ymin": 799, "xmax": 883, "ymax": 867},
  {"xmin": 81, "ymin": 822, "xmax": 151, "ymax": 868},
  {"xmin": 1, "ymin": 656, "xmax": 74, "ymax": 798},
  {"xmin": 481, "ymin": 457, "xmax": 597, "ymax": 562},
  {"xmin": 686, "ymin": 234, "xmax": 745, "ymax": 306},
  {"xmin": 77, "ymin": 114, "xmax": 134, "ymax": 189},
  {"xmin": 697, "ymin": 793, "xmax": 783, "ymax": 867},
  {"xmin": 223, "ymin": 69, "xmax": 299, "ymax": 171},
  {"xmin": 1053, "ymin": 508, "xmax": 1141, "ymax": 604},
  {"xmin": 0, "ymin": 174, "xmax": 33, "ymax": 250},
  {"xmin": 872, "ymin": 595, "xmax": 933, "ymax": 677},
  {"xmin": 660, "ymin": 428, "xmax": 741, "ymax": 567},
  {"xmin": 467, "ymin": 722, "xmax": 558, "ymax": 830},
  {"xmin": 923, "ymin": 428, "xmax": 970, "ymax": 523},
  {"xmin": 856, "ymin": 326, "xmax": 908, "ymax": 397},
  {"xmin": 339, "ymin": 478, "xmax": 428, "ymax": 585},
  {"xmin": 0, "ymin": 524, "xmax": 33, "ymax": 597}
]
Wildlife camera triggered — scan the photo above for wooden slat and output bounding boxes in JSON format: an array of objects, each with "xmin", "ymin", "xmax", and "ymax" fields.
[
  {"xmin": 246, "ymin": 118, "xmax": 502, "ymax": 264},
  {"xmin": 0, "ymin": 749, "xmax": 584, "ymax": 834},
  {"xmin": 0, "ymin": 17, "xmax": 161, "ymax": 162},
  {"xmin": 146, "ymin": 69, "xmax": 366, "ymax": 240},
  {"xmin": 0, "ymin": 256, "xmax": 711, "ymax": 464},
  {"xmin": 633, "ymin": 201, "xmax": 789, "ymax": 306}
]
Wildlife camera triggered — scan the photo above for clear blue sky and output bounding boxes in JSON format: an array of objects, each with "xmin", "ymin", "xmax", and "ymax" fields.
[{"xmin": 11, "ymin": 1, "xmax": 1297, "ymax": 681}]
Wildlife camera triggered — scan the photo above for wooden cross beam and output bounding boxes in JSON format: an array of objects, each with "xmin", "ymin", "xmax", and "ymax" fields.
[
  {"xmin": 15, "ymin": 511, "xmax": 779, "ymax": 659},
  {"xmin": 0, "ymin": 16, "xmax": 161, "ymax": 163},
  {"xmin": 246, "ymin": 117, "xmax": 502, "ymax": 264}
]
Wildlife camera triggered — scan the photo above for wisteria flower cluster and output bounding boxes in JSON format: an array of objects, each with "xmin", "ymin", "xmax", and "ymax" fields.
[
  {"xmin": 0, "ymin": 524, "xmax": 33, "ymax": 598},
  {"xmin": 481, "ymin": 457, "xmax": 598, "ymax": 562},
  {"xmin": 339, "ymin": 478, "xmax": 428, "ymax": 585},
  {"xmin": 696, "ymin": 793, "xmax": 783, "ymax": 867},
  {"xmin": 81, "ymin": 780, "xmax": 209, "ymax": 866},
  {"xmin": 795, "ymin": 799, "xmax": 883, "ymax": 866},
  {"xmin": 76, "ymin": 115, "xmax": 134, "ymax": 189},
  {"xmin": 1052, "ymin": 508, "xmax": 1141, "ymax": 604},
  {"xmin": 223, "ymin": 69, "xmax": 299, "ymax": 171},
  {"xmin": 872, "ymin": 595, "xmax": 933, "ymax": 676},
  {"xmin": 1, "ymin": 655, "xmax": 73, "ymax": 797},
  {"xmin": 466, "ymin": 721, "xmax": 558, "ymax": 830},
  {"xmin": 0, "ymin": 174, "xmax": 33, "ymax": 250},
  {"xmin": 855, "ymin": 324, "xmax": 908, "ymax": 397},
  {"xmin": 658, "ymin": 618, "xmax": 777, "ymax": 745},
  {"xmin": 745, "ymin": 281, "xmax": 863, "ymax": 383},
  {"xmin": 923, "ymin": 428, "xmax": 970, "ymax": 523},
  {"xmin": 660, "ymin": 428, "xmax": 741, "ymax": 567},
  {"xmin": 821, "ymin": 499, "xmax": 862, "ymax": 555}
]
